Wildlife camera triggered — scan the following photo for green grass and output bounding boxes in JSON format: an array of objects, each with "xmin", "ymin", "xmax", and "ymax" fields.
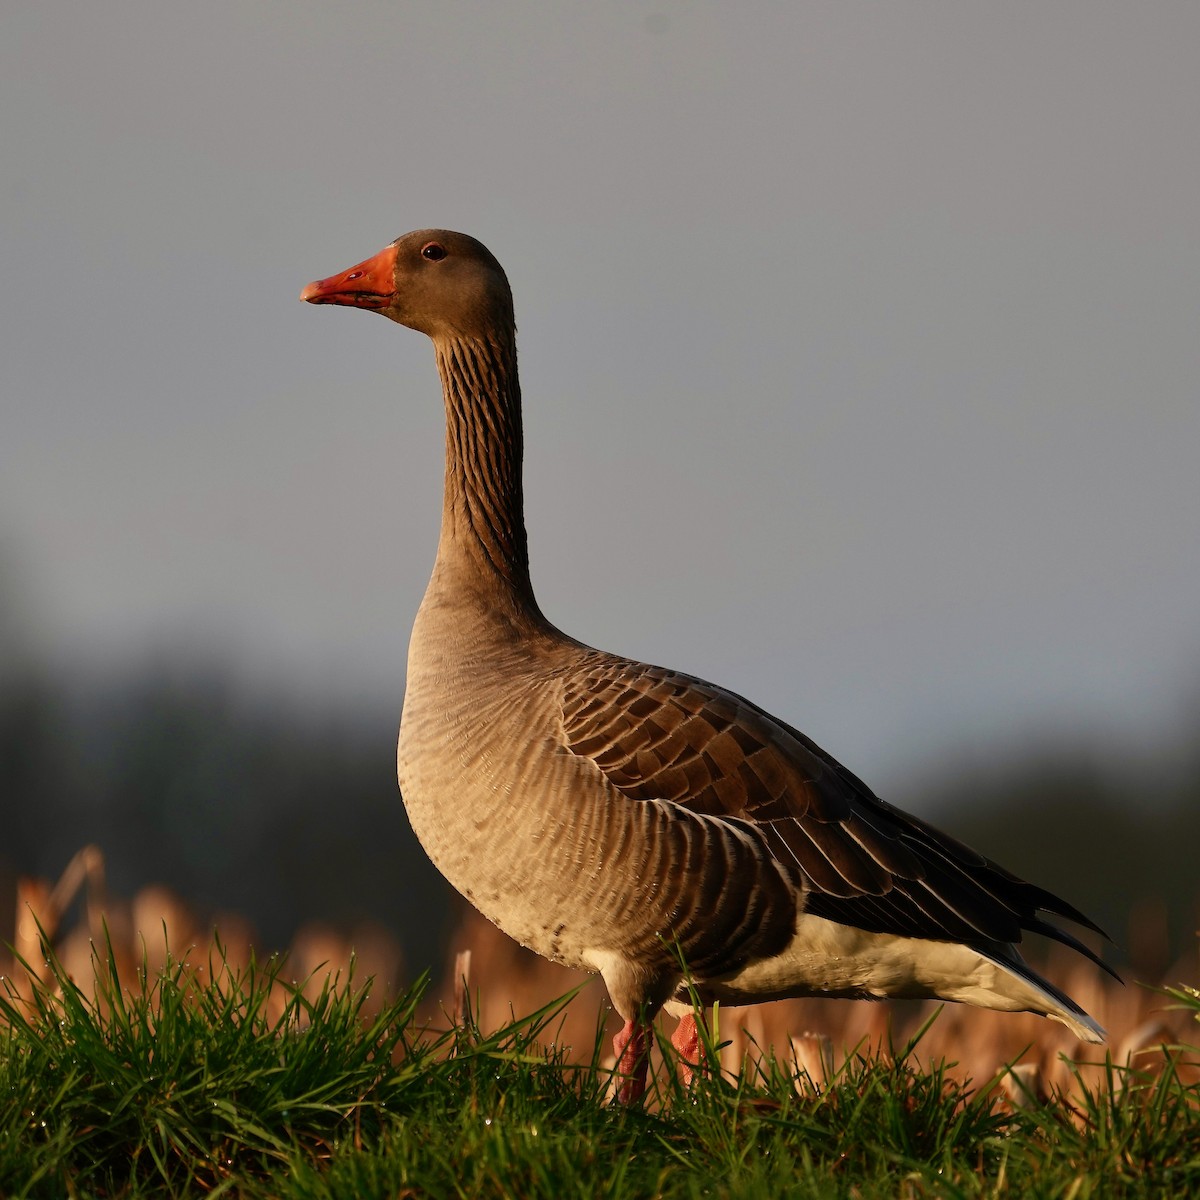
[{"xmin": 2, "ymin": 940, "xmax": 1198, "ymax": 1199}]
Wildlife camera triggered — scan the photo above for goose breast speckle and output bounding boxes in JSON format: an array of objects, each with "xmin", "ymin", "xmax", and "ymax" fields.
[{"xmin": 302, "ymin": 230, "xmax": 1114, "ymax": 1103}]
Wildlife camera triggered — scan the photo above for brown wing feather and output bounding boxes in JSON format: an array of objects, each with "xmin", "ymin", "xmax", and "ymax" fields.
[{"xmin": 560, "ymin": 654, "xmax": 1114, "ymax": 974}]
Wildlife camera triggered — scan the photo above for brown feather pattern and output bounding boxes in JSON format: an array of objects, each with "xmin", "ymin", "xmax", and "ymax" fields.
[{"xmin": 560, "ymin": 656, "xmax": 1115, "ymax": 976}]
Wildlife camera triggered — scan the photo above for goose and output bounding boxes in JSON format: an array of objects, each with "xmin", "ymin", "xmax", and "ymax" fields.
[{"xmin": 301, "ymin": 229, "xmax": 1114, "ymax": 1103}]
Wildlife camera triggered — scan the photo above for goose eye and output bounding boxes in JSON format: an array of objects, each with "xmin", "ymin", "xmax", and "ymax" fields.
[{"xmin": 421, "ymin": 242, "xmax": 447, "ymax": 261}]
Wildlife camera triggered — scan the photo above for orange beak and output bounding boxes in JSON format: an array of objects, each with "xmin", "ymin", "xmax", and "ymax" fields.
[{"xmin": 300, "ymin": 243, "xmax": 398, "ymax": 309}]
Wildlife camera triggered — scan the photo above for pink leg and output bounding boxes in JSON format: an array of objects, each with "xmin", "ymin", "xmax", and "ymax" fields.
[
  {"xmin": 612, "ymin": 1018, "xmax": 650, "ymax": 1104},
  {"xmin": 671, "ymin": 1012, "xmax": 701, "ymax": 1087}
]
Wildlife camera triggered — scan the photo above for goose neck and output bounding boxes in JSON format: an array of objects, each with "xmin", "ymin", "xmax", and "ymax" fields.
[{"xmin": 433, "ymin": 332, "xmax": 535, "ymax": 604}]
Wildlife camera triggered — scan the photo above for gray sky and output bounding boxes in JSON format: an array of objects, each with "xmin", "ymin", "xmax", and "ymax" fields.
[{"xmin": 3, "ymin": 1, "xmax": 1198, "ymax": 795}]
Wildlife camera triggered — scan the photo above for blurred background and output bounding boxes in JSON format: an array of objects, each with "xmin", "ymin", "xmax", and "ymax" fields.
[{"xmin": 2, "ymin": 3, "xmax": 1198, "ymax": 1014}]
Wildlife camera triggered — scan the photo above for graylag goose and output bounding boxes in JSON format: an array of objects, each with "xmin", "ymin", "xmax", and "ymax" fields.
[{"xmin": 301, "ymin": 229, "xmax": 1114, "ymax": 1103}]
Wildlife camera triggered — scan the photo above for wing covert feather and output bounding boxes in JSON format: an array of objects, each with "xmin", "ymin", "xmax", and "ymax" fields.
[{"xmin": 559, "ymin": 655, "xmax": 1113, "ymax": 972}]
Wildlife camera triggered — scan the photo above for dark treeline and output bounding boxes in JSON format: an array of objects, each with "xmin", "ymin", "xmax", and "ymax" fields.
[
  {"xmin": 1, "ymin": 661, "xmax": 1197, "ymax": 979},
  {"xmin": 915, "ymin": 750, "xmax": 1200, "ymax": 979},
  {"xmin": 0, "ymin": 664, "xmax": 456, "ymax": 973}
]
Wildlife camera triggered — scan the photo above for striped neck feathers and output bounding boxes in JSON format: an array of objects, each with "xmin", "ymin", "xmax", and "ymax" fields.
[{"xmin": 433, "ymin": 331, "xmax": 534, "ymax": 600}]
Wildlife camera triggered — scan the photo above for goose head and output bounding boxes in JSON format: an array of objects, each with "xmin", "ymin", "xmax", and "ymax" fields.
[{"xmin": 301, "ymin": 229, "xmax": 513, "ymax": 341}]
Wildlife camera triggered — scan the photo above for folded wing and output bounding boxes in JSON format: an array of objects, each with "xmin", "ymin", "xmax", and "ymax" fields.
[{"xmin": 559, "ymin": 654, "xmax": 1114, "ymax": 976}]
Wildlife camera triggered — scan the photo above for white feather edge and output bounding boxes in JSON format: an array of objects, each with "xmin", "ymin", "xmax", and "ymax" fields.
[{"xmin": 648, "ymin": 911, "xmax": 1105, "ymax": 1045}]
